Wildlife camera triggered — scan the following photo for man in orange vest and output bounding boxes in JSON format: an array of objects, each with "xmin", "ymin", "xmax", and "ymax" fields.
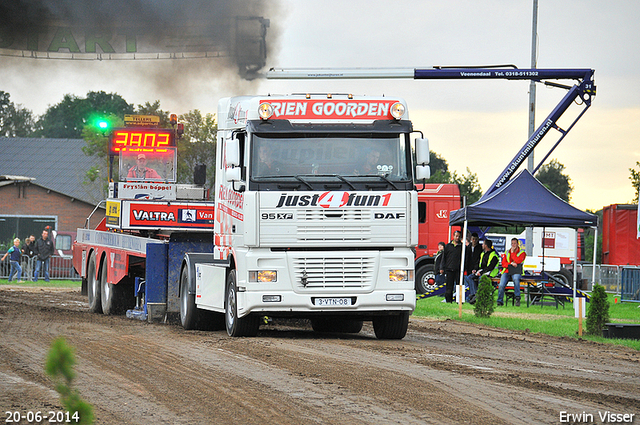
[{"xmin": 497, "ymin": 238, "xmax": 526, "ymax": 306}]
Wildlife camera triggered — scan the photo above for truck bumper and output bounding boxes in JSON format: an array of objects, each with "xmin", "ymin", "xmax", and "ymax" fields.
[{"xmin": 237, "ymin": 289, "xmax": 415, "ymax": 318}]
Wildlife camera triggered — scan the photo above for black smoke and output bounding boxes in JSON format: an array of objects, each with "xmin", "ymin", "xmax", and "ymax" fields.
[{"xmin": 0, "ymin": 0, "xmax": 278, "ymax": 78}]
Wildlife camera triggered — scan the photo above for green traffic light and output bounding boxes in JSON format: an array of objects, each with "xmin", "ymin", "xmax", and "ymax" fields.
[{"xmin": 98, "ymin": 121, "xmax": 108, "ymax": 129}]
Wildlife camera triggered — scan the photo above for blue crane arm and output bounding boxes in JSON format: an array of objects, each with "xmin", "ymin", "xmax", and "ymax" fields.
[
  {"xmin": 266, "ymin": 66, "xmax": 596, "ymax": 195},
  {"xmin": 412, "ymin": 67, "xmax": 596, "ymax": 197}
]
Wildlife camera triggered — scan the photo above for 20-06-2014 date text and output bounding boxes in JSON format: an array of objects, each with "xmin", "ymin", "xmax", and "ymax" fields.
[{"xmin": 5, "ymin": 410, "xmax": 79, "ymax": 423}]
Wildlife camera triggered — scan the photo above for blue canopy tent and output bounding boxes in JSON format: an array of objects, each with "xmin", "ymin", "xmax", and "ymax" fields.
[
  {"xmin": 449, "ymin": 169, "xmax": 597, "ymax": 228},
  {"xmin": 449, "ymin": 169, "xmax": 598, "ymax": 303}
]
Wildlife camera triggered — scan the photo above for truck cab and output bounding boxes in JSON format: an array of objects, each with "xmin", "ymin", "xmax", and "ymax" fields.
[{"xmin": 186, "ymin": 94, "xmax": 429, "ymax": 338}]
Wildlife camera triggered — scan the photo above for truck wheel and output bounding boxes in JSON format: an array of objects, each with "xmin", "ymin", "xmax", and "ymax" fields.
[
  {"xmin": 87, "ymin": 253, "xmax": 102, "ymax": 314},
  {"xmin": 372, "ymin": 312, "xmax": 410, "ymax": 339},
  {"xmin": 100, "ymin": 256, "xmax": 131, "ymax": 315},
  {"xmin": 180, "ymin": 265, "xmax": 200, "ymax": 330},
  {"xmin": 100, "ymin": 256, "xmax": 117, "ymax": 314},
  {"xmin": 225, "ymin": 270, "xmax": 259, "ymax": 337},
  {"xmin": 552, "ymin": 268, "xmax": 573, "ymax": 287},
  {"xmin": 415, "ymin": 264, "xmax": 437, "ymax": 294}
]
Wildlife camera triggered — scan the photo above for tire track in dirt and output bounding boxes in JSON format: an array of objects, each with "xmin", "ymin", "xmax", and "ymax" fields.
[{"xmin": 1, "ymin": 288, "xmax": 639, "ymax": 425}]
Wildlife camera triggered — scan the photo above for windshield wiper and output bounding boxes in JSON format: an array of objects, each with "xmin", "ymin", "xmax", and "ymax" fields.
[
  {"xmin": 331, "ymin": 175, "xmax": 356, "ymax": 190},
  {"xmin": 253, "ymin": 174, "xmax": 313, "ymax": 190},
  {"xmin": 359, "ymin": 174, "xmax": 399, "ymax": 190},
  {"xmin": 303, "ymin": 174, "xmax": 357, "ymax": 190},
  {"xmin": 293, "ymin": 175, "xmax": 314, "ymax": 190}
]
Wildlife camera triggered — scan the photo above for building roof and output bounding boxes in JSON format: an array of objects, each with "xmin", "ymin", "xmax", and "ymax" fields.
[{"xmin": 0, "ymin": 137, "xmax": 101, "ymax": 205}]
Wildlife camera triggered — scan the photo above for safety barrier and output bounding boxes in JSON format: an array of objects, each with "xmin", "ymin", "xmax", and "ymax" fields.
[
  {"xmin": 0, "ymin": 255, "xmax": 79, "ymax": 281},
  {"xmin": 621, "ymin": 267, "xmax": 640, "ymax": 303},
  {"xmin": 579, "ymin": 264, "xmax": 621, "ymax": 294}
]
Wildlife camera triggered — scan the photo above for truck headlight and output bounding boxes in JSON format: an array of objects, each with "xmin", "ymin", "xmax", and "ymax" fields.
[
  {"xmin": 258, "ymin": 102, "xmax": 274, "ymax": 120},
  {"xmin": 249, "ymin": 270, "xmax": 277, "ymax": 282},
  {"xmin": 390, "ymin": 102, "xmax": 406, "ymax": 119},
  {"xmin": 389, "ymin": 269, "xmax": 413, "ymax": 281}
]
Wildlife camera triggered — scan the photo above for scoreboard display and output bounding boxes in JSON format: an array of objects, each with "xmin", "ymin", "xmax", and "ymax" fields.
[{"xmin": 109, "ymin": 128, "xmax": 176, "ymax": 155}]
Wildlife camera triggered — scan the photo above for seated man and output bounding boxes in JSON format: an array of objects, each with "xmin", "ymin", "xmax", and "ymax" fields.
[
  {"xmin": 255, "ymin": 144, "xmax": 282, "ymax": 176},
  {"xmin": 497, "ymin": 237, "xmax": 526, "ymax": 306},
  {"xmin": 127, "ymin": 154, "xmax": 161, "ymax": 180},
  {"xmin": 355, "ymin": 149, "xmax": 381, "ymax": 175}
]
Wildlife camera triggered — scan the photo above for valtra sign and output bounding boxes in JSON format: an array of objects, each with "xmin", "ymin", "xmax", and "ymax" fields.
[{"xmin": 121, "ymin": 202, "xmax": 215, "ymax": 229}]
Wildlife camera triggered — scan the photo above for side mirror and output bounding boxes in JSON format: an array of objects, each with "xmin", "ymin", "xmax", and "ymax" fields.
[
  {"xmin": 416, "ymin": 165, "xmax": 431, "ymax": 180},
  {"xmin": 415, "ymin": 137, "xmax": 430, "ymax": 165},
  {"xmin": 226, "ymin": 137, "xmax": 240, "ymax": 167},
  {"xmin": 226, "ymin": 167, "xmax": 241, "ymax": 182}
]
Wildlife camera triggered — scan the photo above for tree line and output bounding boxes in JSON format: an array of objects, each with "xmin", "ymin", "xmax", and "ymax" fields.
[
  {"xmin": 1, "ymin": 89, "xmax": 614, "ymax": 205},
  {"xmin": 1, "ymin": 90, "xmax": 217, "ymax": 198}
]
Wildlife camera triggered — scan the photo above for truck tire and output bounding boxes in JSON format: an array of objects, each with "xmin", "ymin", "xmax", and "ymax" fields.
[
  {"xmin": 100, "ymin": 255, "xmax": 117, "ymax": 314},
  {"xmin": 415, "ymin": 264, "xmax": 437, "ymax": 294},
  {"xmin": 372, "ymin": 312, "xmax": 410, "ymax": 339},
  {"xmin": 100, "ymin": 256, "xmax": 131, "ymax": 315},
  {"xmin": 225, "ymin": 270, "xmax": 260, "ymax": 337},
  {"xmin": 311, "ymin": 318, "xmax": 363, "ymax": 334},
  {"xmin": 552, "ymin": 268, "xmax": 573, "ymax": 287},
  {"xmin": 87, "ymin": 252, "xmax": 102, "ymax": 314},
  {"xmin": 180, "ymin": 265, "xmax": 200, "ymax": 330}
]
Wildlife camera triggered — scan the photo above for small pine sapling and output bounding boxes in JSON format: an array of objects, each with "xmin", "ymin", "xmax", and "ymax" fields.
[
  {"xmin": 45, "ymin": 337, "xmax": 94, "ymax": 425},
  {"xmin": 586, "ymin": 284, "xmax": 610, "ymax": 336},
  {"xmin": 474, "ymin": 275, "xmax": 495, "ymax": 318}
]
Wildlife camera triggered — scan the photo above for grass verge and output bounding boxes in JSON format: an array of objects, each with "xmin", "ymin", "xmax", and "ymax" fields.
[
  {"xmin": 415, "ymin": 293, "xmax": 640, "ymax": 351},
  {"xmin": 0, "ymin": 279, "xmax": 81, "ymax": 288}
]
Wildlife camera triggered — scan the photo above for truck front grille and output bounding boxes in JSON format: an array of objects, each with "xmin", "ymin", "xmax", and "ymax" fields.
[{"xmin": 291, "ymin": 254, "xmax": 376, "ymax": 291}]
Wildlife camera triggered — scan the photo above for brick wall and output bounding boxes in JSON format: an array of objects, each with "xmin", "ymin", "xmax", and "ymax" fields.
[{"xmin": 0, "ymin": 182, "xmax": 104, "ymax": 232}]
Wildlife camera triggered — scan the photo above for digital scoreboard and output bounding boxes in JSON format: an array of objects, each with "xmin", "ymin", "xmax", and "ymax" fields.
[{"xmin": 109, "ymin": 128, "xmax": 176, "ymax": 156}]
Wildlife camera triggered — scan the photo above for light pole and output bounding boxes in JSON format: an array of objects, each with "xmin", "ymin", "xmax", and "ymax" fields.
[{"xmin": 526, "ymin": 0, "xmax": 538, "ymax": 256}]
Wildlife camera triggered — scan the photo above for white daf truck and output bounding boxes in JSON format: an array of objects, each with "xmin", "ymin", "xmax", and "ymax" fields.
[{"xmin": 180, "ymin": 94, "xmax": 430, "ymax": 339}]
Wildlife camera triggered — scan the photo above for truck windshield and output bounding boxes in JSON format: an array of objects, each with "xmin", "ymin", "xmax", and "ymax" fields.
[{"xmin": 250, "ymin": 134, "xmax": 410, "ymax": 188}]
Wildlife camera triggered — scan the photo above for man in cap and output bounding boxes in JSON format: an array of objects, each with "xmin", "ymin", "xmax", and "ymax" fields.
[{"xmin": 127, "ymin": 153, "xmax": 161, "ymax": 180}]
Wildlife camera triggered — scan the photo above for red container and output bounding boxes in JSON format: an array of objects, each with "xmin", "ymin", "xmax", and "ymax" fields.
[
  {"xmin": 602, "ymin": 204, "xmax": 640, "ymax": 265},
  {"xmin": 415, "ymin": 184, "xmax": 461, "ymax": 258}
]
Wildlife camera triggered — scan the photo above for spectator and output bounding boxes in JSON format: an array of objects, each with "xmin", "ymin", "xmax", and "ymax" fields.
[
  {"xmin": 2, "ymin": 238, "xmax": 24, "ymax": 283},
  {"xmin": 127, "ymin": 154, "xmax": 161, "ymax": 180},
  {"xmin": 464, "ymin": 232, "xmax": 482, "ymax": 301},
  {"xmin": 440, "ymin": 230, "xmax": 463, "ymax": 303},
  {"xmin": 497, "ymin": 238, "xmax": 527, "ymax": 307},
  {"xmin": 433, "ymin": 241, "xmax": 446, "ymax": 287},
  {"xmin": 21, "ymin": 235, "xmax": 36, "ymax": 281},
  {"xmin": 34, "ymin": 229, "xmax": 55, "ymax": 282}
]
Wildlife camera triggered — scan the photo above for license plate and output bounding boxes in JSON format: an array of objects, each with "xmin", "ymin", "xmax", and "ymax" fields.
[{"xmin": 314, "ymin": 297, "xmax": 352, "ymax": 307}]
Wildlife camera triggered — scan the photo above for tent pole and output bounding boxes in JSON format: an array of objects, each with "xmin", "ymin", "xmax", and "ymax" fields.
[
  {"xmin": 459, "ymin": 196, "xmax": 467, "ymax": 317},
  {"xmin": 592, "ymin": 226, "xmax": 598, "ymax": 287},
  {"xmin": 573, "ymin": 229, "xmax": 578, "ymax": 300},
  {"xmin": 459, "ymin": 219, "xmax": 468, "ymax": 317}
]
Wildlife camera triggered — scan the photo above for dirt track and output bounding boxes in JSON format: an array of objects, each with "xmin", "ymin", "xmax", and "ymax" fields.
[{"xmin": 1, "ymin": 286, "xmax": 638, "ymax": 425}]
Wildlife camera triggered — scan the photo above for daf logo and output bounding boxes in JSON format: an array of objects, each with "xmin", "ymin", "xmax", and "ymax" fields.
[{"xmin": 374, "ymin": 213, "xmax": 405, "ymax": 219}]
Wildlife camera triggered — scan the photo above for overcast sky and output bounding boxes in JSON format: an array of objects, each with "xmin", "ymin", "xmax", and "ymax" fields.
[{"xmin": 2, "ymin": 1, "xmax": 639, "ymax": 211}]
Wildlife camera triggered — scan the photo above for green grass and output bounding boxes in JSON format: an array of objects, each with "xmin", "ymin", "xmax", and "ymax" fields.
[
  {"xmin": 0, "ymin": 279, "xmax": 81, "ymax": 288},
  {"xmin": 415, "ymin": 293, "xmax": 640, "ymax": 351}
]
